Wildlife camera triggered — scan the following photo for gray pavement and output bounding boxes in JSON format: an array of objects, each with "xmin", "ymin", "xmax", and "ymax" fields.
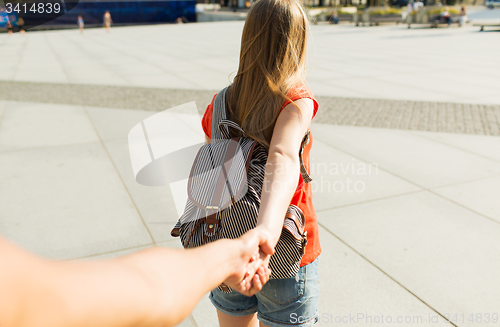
[
  {"xmin": 1, "ymin": 22, "xmax": 500, "ymax": 104},
  {"xmin": 2, "ymin": 81, "xmax": 500, "ymax": 135},
  {"xmin": 1, "ymin": 21, "xmax": 500, "ymax": 327}
]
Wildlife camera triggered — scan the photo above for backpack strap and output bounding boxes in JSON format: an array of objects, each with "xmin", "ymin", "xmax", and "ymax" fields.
[
  {"xmin": 299, "ymin": 130, "xmax": 313, "ymax": 184},
  {"xmin": 218, "ymin": 120, "xmax": 247, "ymax": 138},
  {"xmin": 212, "ymin": 87, "xmax": 230, "ymax": 141},
  {"xmin": 212, "ymin": 86, "xmax": 312, "ymax": 183}
]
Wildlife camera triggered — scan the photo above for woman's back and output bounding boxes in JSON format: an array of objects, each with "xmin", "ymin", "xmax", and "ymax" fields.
[{"xmin": 205, "ymin": 1, "xmax": 321, "ymax": 326}]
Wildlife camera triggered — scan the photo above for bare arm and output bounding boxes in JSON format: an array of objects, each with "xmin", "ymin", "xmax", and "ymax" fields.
[
  {"xmin": 255, "ymin": 98, "xmax": 314, "ymax": 247},
  {"xmin": 0, "ymin": 230, "xmax": 271, "ymax": 327}
]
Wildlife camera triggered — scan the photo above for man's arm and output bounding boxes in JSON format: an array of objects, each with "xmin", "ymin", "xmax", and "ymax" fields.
[{"xmin": 0, "ymin": 230, "xmax": 272, "ymax": 327}]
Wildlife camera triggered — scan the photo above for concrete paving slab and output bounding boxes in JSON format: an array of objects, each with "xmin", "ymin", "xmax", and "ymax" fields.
[
  {"xmin": 85, "ymin": 106, "xmax": 159, "ymax": 142},
  {"xmin": 156, "ymin": 239, "xmax": 184, "ymax": 248},
  {"xmin": 317, "ymin": 227, "xmax": 451, "ymax": 327},
  {"xmin": 310, "ymin": 124, "xmax": 500, "ymax": 189},
  {"xmin": 433, "ymin": 175, "xmax": 500, "ymax": 223},
  {"xmin": 305, "ymin": 67, "xmax": 350, "ymax": 81},
  {"xmin": 156, "ymin": 60, "xmax": 207, "ymax": 74},
  {"xmin": 76, "ymin": 238, "xmax": 180, "ymax": 261},
  {"xmin": 310, "ymin": 138, "xmax": 421, "ymax": 211},
  {"xmin": 0, "ymin": 67, "xmax": 17, "ymax": 80},
  {"xmin": 0, "ymin": 101, "xmax": 5, "ymax": 122},
  {"xmin": 180, "ymin": 69, "xmax": 232, "ymax": 91},
  {"xmin": 0, "ymin": 101, "xmax": 99, "ymax": 152},
  {"xmin": 73, "ymin": 244, "xmax": 154, "ymax": 261},
  {"xmin": 410, "ymin": 130, "xmax": 500, "ymax": 162},
  {"xmin": 376, "ymin": 73, "xmax": 498, "ymax": 103},
  {"xmin": 476, "ymin": 95, "xmax": 500, "ymax": 105},
  {"xmin": 127, "ymin": 73, "xmax": 199, "ymax": 90},
  {"xmin": 104, "ymin": 139, "xmax": 179, "ymax": 243},
  {"xmin": 65, "ymin": 66, "xmax": 119, "ymax": 79},
  {"xmin": 306, "ymin": 80, "xmax": 373, "ymax": 99},
  {"xmin": 192, "ymin": 57, "xmax": 239, "ymax": 75},
  {"xmin": 2, "ymin": 23, "xmax": 500, "ymax": 104},
  {"xmin": 191, "ymin": 293, "xmax": 219, "ymax": 327},
  {"xmin": 112, "ymin": 63, "xmax": 164, "ymax": 77},
  {"xmin": 0, "ymin": 142, "xmax": 152, "ymax": 260},
  {"xmin": 86, "ymin": 105, "xmax": 204, "ymax": 235},
  {"xmin": 71, "ymin": 77, "xmax": 130, "ymax": 87},
  {"xmin": 174, "ymin": 317, "xmax": 194, "ymax": 327},
  {"xmin": 317, "ymin": 191, "xmax": 500, "ymax": 327},
  {"xmin": 15, "ymin": 69, "xmax": 68, "ymax": 84}
]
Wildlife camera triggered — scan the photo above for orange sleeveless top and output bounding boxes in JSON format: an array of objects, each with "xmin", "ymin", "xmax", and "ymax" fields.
[{"xmin": 201, "ymin": 84, "xmax": 321, "ymax": 266}]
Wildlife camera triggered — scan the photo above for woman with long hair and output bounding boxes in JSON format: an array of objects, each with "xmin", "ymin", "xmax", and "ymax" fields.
[{"xmin": 201, "ymin": 0, "xmax": 321, "ymax": 326}]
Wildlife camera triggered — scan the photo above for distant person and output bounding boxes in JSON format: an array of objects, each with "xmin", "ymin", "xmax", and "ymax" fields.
[
  {"xmin": 413, "ymin": 1, "xmax": 419, "ymax": 12},
  {"xmin": 17, "ymin": 16, "xmax": 25, "ymax": 34},
  {"xmin": 404, "ymin": 2, "xmax": 413, "ymax": 22},
  {"xmin": 103, "ymin": 10, "xmax": 112, "ymax": 32},
  {"xmin": 6, "ymin": 17, "xmax": 13, "ymax": 34},
  {"xmin": 175, "ymin": 17, "xmax": 184, "ymax": 23},
  {"xmin": 78, "ymin": 15, "xmax": 84, "ymax": 33},
  {"xmin": 330, "ymin": 9, "xmax": 339, "ymax": 24},
  {"xmin": 440, "ymin": 7, "xmax": 452, "ymax": 26},
  {"xmin": 458, "ymin": 6, "xmax": 467, "ymax": 27}
]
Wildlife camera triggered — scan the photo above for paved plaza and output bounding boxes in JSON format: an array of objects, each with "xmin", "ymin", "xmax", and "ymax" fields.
[{"xmin": 1, "ymin": 21, "xmax": 500, "ymax": 327}]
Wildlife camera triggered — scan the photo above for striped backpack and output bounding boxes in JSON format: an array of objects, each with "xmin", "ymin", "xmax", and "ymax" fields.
[{"xmin": 171, "ymin": 86, "xmax": 312, "ymax": 292}]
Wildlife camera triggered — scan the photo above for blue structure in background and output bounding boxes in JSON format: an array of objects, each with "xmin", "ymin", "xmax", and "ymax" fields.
[
  {"xmin": 66, "ymin": 0, "xmax": 196, "ymax": 25},
  {"xmin": 7, "ymin": 0, "xmax": 196, "ymax": 30},
  {"xmin": 0, "ymin": 9, "xmax": 13, "ymax": 28}
]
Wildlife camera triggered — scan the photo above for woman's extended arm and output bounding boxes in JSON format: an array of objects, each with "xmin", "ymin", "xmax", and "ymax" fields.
[
  {"xmin": 255, "ymin": 98, "xmax": 314, "ymax": 247},
  {"xmin": 0, "ymin": 230, "xmax": 272, "ymax": 327}
]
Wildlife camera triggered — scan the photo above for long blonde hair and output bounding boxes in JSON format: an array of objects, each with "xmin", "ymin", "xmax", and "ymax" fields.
[{"xmin": 226, "ymin": 0, "xmax": 309, "ymax": 149}]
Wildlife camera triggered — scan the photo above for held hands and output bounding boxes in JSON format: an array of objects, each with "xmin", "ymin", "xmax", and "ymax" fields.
[{"xmin": 223, "ymin": 228, "xmax": 274, "ymax": 296}]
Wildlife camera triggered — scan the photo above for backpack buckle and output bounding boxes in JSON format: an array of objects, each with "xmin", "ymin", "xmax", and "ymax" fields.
[{"xmin": 205, "ymin": 206, "xmax": 220, "ymax": 235}]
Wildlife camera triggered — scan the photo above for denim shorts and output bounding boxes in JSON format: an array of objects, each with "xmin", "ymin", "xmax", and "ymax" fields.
[{"xmin": 209, "ymin": 257, "xmax": 319, "ymax": 327}]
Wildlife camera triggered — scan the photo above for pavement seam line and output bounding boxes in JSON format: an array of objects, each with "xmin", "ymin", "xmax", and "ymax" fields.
[
  {"xmin": 11, "ymin": 32, "xmax": 27, "ymax": 81},
  {"xmin": 311, "ymin": 136, "xmax": 425, "ymax": 189},
  {"xmin": 0, "ymin": 101, "xmax": 7, "ymax": 131},
  {"xmin": 429, "ymin": 173, "xmax": 500, "ymax": 190},
  {"xmin": 0, "ymin": 140, "xmax": 101, "ymax": 156},
  {"xmin": 62, "ymin": 243, "xmax": 155, "ymax": 261},
  {"xmin": 46, "ymin": 33, "xmax": 72, "ymax": 84},
  {"xmin": 313, "ymin": 128, "xmax": 500, "ymax": 189},
  {"xmin": 60, "ymin": 32, "xmax": 133, "ymax": 86},
  {"xmin": 427, "ymin": 189, "xmax": 500, "ymax": 227},
  {"xmin": 188, "ymin": 314, "xmax": 198, "ymax": 327},
  {"xmin": 82, "ymin": 105, "xmax": 157, "ymax": 245},
  {"xmin": 84, "ymin": 31, "xmax": 205, "ymax": 90},
  {"xmin": 315, "ymin": 189, "xmax": 425, "ymax": 214},
  {"xmin": 312, "ymin": 135, "xmax": 500, "ymax": 226},
  {"xmin": 317, "ymin": 223, "xmax": 460, "ymax": 327},
  {"xmin": 408, "ymin": 130, "xmax": 500, "ymax": 164}
]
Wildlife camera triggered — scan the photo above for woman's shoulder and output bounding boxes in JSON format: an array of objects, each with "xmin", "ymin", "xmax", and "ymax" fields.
[
  {"xmin": 287, "ymin": 83, "xmax": 315, "ymax": 98},
  {"xmin": 201, "ymin": 93, "xmax": 219, "ymax": 138},
  {"xmin": 283, "ymin": 83, "xmax": 319, "ymax": 118}
]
